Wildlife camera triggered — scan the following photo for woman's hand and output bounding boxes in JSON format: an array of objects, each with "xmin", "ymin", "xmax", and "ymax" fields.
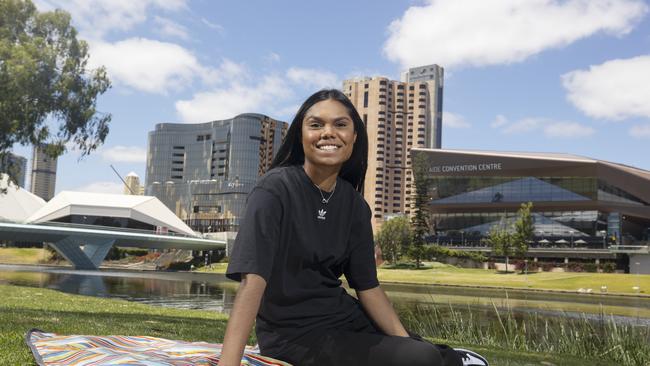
[
  {"xmin": 357, "ymin": 286, "xmax": 409, "ymax": 337},
  {"xmin": 218, "ymin": 273, "xmax": 267, "ymax": 366}
]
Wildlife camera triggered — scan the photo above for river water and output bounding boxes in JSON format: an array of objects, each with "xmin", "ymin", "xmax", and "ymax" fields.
[{"xmin": 1, "ymin": 264, "xmax": 649, "ymax": 327}]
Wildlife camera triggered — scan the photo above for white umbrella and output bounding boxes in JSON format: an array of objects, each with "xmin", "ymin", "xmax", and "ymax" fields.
[
  {"xmin": 574, "ymin": 239, "xmax": 587, "ymax": 244},
  {"xmin": 538, "ymin": 239, "xmax": 550, "ymax": 244},
  {"xmin": 555, "ymin": 239, "xmax": 568, "ymax": 244}
]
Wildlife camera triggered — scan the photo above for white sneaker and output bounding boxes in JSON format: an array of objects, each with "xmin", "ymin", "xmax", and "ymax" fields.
[{"xmin": 454, "ymin": 348, "xmax": 489, "ymax": 366}]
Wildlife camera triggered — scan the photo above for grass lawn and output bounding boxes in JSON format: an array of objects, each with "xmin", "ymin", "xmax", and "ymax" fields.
[
  {"xmin": 0, "ymin": 284, "xmax": 232, "ymax": 365},
  {"xmin": 199, "ymin": 261, "xmax": 650, "ymax": 296},
  {"xmin": 0, "ymin": 284, "xmax": 611, "ymax": 365},
  {"xmin": 0, "ymin": 248, "xmax": 47, "ymax": 265},
  {"xmin": 375, "ymin": 263, "xmax": 650, "ymax": 295}
]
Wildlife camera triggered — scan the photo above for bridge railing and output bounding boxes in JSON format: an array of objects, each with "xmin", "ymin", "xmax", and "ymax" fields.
[{"xmin": 31, "ymin": 221, "xmax": 200, "ymax": 239}]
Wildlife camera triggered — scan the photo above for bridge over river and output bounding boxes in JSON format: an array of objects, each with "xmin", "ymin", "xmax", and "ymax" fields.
[{"xmin": 0, "ymin": 221, "xmax": 225, "ymax": 270}]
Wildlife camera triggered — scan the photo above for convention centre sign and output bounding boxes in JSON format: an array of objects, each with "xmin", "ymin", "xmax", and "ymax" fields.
[{"xmin": 428, "ymin": 162, "xmax": 503, "ymax": 173}]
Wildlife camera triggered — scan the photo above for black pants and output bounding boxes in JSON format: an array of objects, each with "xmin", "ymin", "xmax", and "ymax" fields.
[{"xmin": 266, "ymin": 317, "xmax": 462, "ymax": 366}]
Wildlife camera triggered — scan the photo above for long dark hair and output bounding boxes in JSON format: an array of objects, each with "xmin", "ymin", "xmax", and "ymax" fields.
[{"xmin": 270, "ymin": 89, "xmax": 368, "ymax": 193}]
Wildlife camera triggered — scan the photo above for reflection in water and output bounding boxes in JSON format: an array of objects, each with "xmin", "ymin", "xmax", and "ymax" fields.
[
  {"xmin": 0, "ymin": 265, "xmax": 238, "ymax": 313},
  {"xmin": 0, "ymin": 265, "xmax": 648, "ymax": 327}
]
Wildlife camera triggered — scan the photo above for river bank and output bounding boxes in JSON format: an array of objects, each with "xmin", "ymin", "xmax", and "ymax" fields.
[
  {"xmin": 2, "ymin": 247, "xmax": 648, "ymax": 296},
  {"xmin": 0, "ymin": 284, "xmax": 618, "ymax": 365},
  {"xmin": 198, "ymin": 262, "xmax": 650, "ymax": 297}
]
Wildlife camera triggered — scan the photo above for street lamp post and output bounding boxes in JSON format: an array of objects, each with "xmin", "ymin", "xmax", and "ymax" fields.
[{"xmin": 569, "ymin": 230, "xmax": 575, "ymax": 248}]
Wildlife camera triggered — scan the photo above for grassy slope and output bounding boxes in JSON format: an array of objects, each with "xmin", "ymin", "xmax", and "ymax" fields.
[
  {"xmin": 1, "ymin": 284, "xmax": 610, "ymax": 366},
  {"xmin": 200, "ymin": 262, "xmax": 650, "ymax": 296},
  {"xmin": 0, "ymin": 248, "xmax": 46, "ymax": 265},
  {"xmin": 0, "ymin": 284, "xmax": 231, "ymax": 365}
]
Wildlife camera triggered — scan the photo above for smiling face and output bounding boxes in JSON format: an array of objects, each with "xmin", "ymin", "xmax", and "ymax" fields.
[{"xmin": 301, "ymin": 99, "xmax": 357, "ymax": 172}]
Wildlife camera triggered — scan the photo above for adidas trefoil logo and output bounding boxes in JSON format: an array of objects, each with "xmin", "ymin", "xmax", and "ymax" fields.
[{"xmin": 317, "ymin": 209, "xmax": 327, "ymax": 220}]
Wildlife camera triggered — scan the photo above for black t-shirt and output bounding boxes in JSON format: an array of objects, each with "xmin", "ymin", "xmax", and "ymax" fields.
[{"xmin": 226, "ymin": 165, "xmax": 379, "ymax": 355}]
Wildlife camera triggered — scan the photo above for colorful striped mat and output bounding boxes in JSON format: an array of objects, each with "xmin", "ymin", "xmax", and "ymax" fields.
[{"xmin": 26, "ymin": 329, "xmax": 292, "ymax": 366}]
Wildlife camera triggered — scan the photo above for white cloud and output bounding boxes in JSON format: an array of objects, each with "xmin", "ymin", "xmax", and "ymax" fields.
[
  {"xmin": 88, "ymin": 38, "xmax": 222, "ymax": 94},
  {"xmin": 100, "ymin": 146, "xmax": 147, "ymax": 163},
  {"xmin": 544, "ymin": 122, "xmax": 595, "ymax": 138},
  {"xmin": 74, "ymin": 181, "xmax": 124, "ymax": 194},
  {"xmin": 499, "ymin": 116, "xmax": 594, "ymax": 138},
  {"xmin": 286, "ymin": 67, "xmax": 340, "ymax": 90},
  {"xmin": 201, "ymin": 17, "xmax": 224, "ymax": 32},
  {"xmin": 629, "ymin": 124, "xmax": 650, "ymax": 138},
  {"xmin": 154, "ymin": 16, "xmax": 189, "ymax": 40},
  {"xmin": 491, "ymin": 114, "xmax": 509, "ymax": 128},
  {"xmin": 35, "ymin": 0, "xmax": 188, "ymax": 39},
  {"xmin": 443, "ymin": 111, "xmax": 471, "ymax": 128},
  {"xmin": 384, "ymin": 0, "xmax": 647, "ymax": 68},
  {"xmin": 175, "ymin": 76, "xmax": 293, "ymax": 122},
  {"xmin": 562, "ymin": 55, "xmax": 650, "ymax": 120}
]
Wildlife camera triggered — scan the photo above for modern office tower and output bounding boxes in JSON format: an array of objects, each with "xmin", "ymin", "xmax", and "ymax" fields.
[
  {"xmin": 30, "ymin": 144, "xmax": 57, "ymax": 201},
  {"xmin": 124, "ymin": 172, "xmax": 144, "ymax": 195},
  {"xmin": 401, "ymin": 64, "xmax": 444, "ymax": 149},
  {"xmin": 343, "ymin": 66, "xmax": 444, "ymax": 229},
  {"xmin": 0, "ymin": 152, "xmax": 28, "ymax": 188},
  {"xmin": 146, "ymin": 113, "xmax": 287, "ymax": 233}
]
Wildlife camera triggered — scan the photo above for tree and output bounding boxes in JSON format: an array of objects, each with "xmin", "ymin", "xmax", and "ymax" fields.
[
  {"xmin": 0, "ymin": 0, "xmax": 111, "ymax": 187},
  {"xmin": 487, "ymin": 215, "xmax": 514, "ymax": 273},
  {"xmin": 409, "ymin": 151, "xmax": 431, "ymax": 269},
  {"xmin": 512, "ymin": 202, "xmax": 534, "ymax": 267},
  {"xmin": 375, "ymin": 215, "xmax": 411, "ymax": 265}
]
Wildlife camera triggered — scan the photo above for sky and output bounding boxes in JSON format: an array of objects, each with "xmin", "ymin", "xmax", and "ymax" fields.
[{"xmin": 11, "ymin": 0, "xmax": 650, "ymax": 194}]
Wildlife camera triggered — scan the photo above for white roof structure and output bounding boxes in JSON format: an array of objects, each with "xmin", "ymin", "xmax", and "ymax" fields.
[
  {"xmin": 26, "ymin": 191, "xmax": 196, "ymax": 237},
  {"xmin": 0, "ymin": 174, "xmax": 46, "ymax": 222},
  {"xmin": 126, "ymin": 171, "xmax": 139, "ymax": 178}
]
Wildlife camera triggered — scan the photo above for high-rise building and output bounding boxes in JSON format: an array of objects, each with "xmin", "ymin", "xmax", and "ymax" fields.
[
  {"xmin": 343, "ymin": 64, "xmax": 444, "ymax": 230},
  {"xmin": 0, "ymin": 152, "xmax": 28, "ymax": 188},
  {"xmin": 146, "ymin": 113, "xmax": 287, "ymax": 233},
  {"xmin": 30, "ymin": 144, "xmax": 57, "ymax": 201},
  {"xmin": 124, "ymin": 172, "xmax": 144, "ymax": 195},
  {"xmin": 401, "ymin": 64, "xmax": 444, "ymax": 149}
]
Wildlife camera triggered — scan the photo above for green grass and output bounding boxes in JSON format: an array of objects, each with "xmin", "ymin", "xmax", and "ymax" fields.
[
  {"xmin": 0, "ymin": 248, "xmax": 47, "ymax": 265},
  {"xmin": 402, "ymin": 302, "xmax": 650, "ymax": 366},
  {"xmin": 2, "ymin": 284, "xmax": 625, "ymax": 366},
  {"xmin": 0, "ymin": 284, "xmax": 232, "ymax": 365},
  {"xmin": 199, "ymin": 261, "xmax": 650, "ymax": 296}
]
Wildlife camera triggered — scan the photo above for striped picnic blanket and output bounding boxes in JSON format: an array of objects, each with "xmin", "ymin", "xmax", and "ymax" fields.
[{"xmin": 25, "ymin": 329, "xmax": 292, "ymax": 366}]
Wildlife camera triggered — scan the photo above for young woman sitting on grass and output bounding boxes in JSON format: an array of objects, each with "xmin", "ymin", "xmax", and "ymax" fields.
[{"xmin": 219, "ymin": 89, "xmax": 488, "ymax": 366}]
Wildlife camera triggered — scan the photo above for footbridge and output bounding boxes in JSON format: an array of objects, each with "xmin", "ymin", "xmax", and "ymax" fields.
[{"xmin": 0, "ymin": 221, "xmax": 225, "ymax": 270}]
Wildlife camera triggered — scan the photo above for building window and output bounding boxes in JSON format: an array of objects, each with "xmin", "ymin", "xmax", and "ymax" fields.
[{"xmin": 363, "ymin": 91, "xmax": 368, "ymax": 108}]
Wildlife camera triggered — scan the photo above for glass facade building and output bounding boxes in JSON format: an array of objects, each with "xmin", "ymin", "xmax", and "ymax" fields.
[
  {"xmin": 145, "ymin": 114, "xmax": 287, "ymax": 233},
  {"xmin": 412, "ymin": 149, "xmax": 650, "ymax": 248}
]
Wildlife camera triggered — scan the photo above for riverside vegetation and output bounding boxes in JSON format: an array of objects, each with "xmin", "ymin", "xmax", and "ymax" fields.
[{"xmin": 0, "ymin": 284, "xmax": 634, "ymax": 366}]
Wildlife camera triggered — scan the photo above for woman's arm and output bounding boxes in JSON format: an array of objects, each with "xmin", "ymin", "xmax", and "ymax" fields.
[
  {"xmin": 218, "ymin": 273, "xmax": 267, "ymax": 366},
  {"xmin": 357, "ymin": 286, "xmax": 409, "ymax": 337}
]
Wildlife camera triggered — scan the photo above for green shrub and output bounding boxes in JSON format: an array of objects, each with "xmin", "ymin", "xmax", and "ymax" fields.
[
  {"xmin": 602, "ymin": 262, "xmax": 616, "ymax": 273},
  {"xmin": 426, "ymin": 245, "xmax": 487, "ymax": 262}
]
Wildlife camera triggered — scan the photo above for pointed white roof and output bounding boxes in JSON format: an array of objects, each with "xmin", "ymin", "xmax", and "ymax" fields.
[
  {"xmin": 26, "ymin": 191, "xmax": 196, "ymax": 236},
  {"xmin": 0, "ymin": 174, "xmax": 46, "ymax": 223},
  {"xmin": 126, "ymin": 171, "xmax": 139, "ymax": 178}
]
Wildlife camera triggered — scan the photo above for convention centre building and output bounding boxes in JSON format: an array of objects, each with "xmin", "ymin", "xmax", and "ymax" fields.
[{"xmin": 411, "ymin": 148, "xmax": 650, "ymax": 270}]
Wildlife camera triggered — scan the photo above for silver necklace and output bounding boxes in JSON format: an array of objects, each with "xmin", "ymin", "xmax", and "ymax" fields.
[{"xmin": 314, "ymin": 181, "xmax": 336, "ymax": 204}]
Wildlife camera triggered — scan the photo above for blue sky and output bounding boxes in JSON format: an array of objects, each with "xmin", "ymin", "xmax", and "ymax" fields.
[{"xmin": 12, "ymin": 0, "xmax": 650, "ymax": 194}]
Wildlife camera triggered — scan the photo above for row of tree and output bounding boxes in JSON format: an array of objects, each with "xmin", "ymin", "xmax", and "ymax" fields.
[{"xmin": 375, "ymin": 199, "xmax": 535, "ymax": 273}]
